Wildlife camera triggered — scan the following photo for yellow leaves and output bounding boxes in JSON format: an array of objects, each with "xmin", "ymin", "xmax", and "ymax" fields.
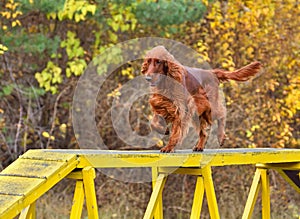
[
  {"xmin": 107, "ymin": 85, "xmax": 122, "ymax": 98},
  {"xmin": 248, "ymin": 143, "xmax": 257, "ymax": 148},
  {"xmin": 196, "ymin": 40, "xmax": 210, "ymax": 62},
  {"xmin": 1, "ymin": 11, "xmax": 11, "ymax": 19},
  {"xmin": 59, "ymin": 123, "xmax": 67, "ymax": 134},
  {"xmin": 152, "ymin": 137, "xmax": 164, "ymax": 148},
  {"xmin": 35, "ymin": 61, "xmax": 62, "ymax": 94},
  {"xmin": 42, "ymin": 131, "xmax": 55, "ymax": 141},
  {"xmin": 47, "ymin": 12, "xmax": 57, "ymax": 20},
  {"xmin": 285, "ymin": 75, "xmax": 300, "ymax": 115},
  {"xmin": 220, "ymin": 56, "xmax": 235, "ymax": 70},
  {"xmin": 1, "ymin": 0, "xmax": 22, "ymax": 29},
  {"xmin": 0, "ymin": 44, "xmax": 8, "ymax": 55},
  {"xmin": 202, "ymin": 0, "xmax": 209, "ymax": 7},
  {"xmin": 56, "ymin": 0, "xmax": 97, "ymax": 22},
  {"xmin": 246, "ymin": 47, "xmax": 254, "ymax": 59},
  {"xmin": 12, "ymin": 20, "xmax": 21, "ymax": 27},
  {"xmin": 5, "ymin": 1, "xmax": 19, "ymax": 11},
  {"xmin": 267, "ymin": 79, "xmax": 279, "ymax": 92},
  {"xmin": 121, "ymin": 67, "xmax": 134, "ymax": 80},
  {"xmin": 106, "ymin": 2, "xmax": 137, "ymax": 43},
  {"xmin": 272, "ymin": 113, "xmax": 281, "ymax": 123}
]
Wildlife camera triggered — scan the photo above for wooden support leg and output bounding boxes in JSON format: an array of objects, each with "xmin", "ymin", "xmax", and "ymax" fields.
[
  {"xmin": 144, "ymin": 173, "xmax": 167, "ymax": 219},
  {"xmin": 19, "ymin": 202, "xmax": 36, "ymax": 219},
  {"xmin": 190, "ymin": 175, "xmax": 205, "ymax": 219},
  {"xmin": 242, "ymin": 168, "xmax": 262, "ymax": 219},
  {"xmin": 242, "ymin": 167, "xmax": 270, "ymax": 219},
  {"xmin": 70, "ymin": 180, "xmax": 85, "ymax": 219},
  {"xmin": 202, "ymin": 166, "xmax": 220, "ymax": 219},
  {"xmin": 152, "ymin": 167, "xmax": 164, "ymax": 219},
  {"xmin": 260, "ymin": 168, "xmax": 270, "ymax": 219},
  {"xmin": 82, "ymin": 167, "xmax": 99, "ymax": 219}
]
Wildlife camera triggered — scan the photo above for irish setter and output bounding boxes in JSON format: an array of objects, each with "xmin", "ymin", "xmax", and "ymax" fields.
[{"xmin": 141, "ymin": 46, "xmax": 261, "ymax": 152}]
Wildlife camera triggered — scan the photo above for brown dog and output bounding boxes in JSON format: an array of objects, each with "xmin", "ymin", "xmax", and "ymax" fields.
[{"xmin": 141, "ymin": 46, "xmax": 261, "ymax": 152}]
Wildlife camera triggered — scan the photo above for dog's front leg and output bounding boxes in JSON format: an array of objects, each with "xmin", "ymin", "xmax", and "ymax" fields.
[{"xmin": 160, "ymin": 118, "xmax": 182, "ymax": 153}]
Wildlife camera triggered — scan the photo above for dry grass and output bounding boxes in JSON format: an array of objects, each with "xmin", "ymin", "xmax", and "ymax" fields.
[{"xmin": 34, "ymin": 166, "xmax": 299, "ymax": 219}]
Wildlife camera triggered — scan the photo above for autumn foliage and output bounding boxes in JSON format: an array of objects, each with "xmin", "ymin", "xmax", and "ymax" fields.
[{"xmin": 0, "ymin": 0, "xmax": 299, "ymax": 218}]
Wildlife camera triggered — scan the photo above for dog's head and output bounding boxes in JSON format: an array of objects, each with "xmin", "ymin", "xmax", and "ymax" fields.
[{"xmin": 141, "ymin": 46, "xmax": 186, "ymax": 87}]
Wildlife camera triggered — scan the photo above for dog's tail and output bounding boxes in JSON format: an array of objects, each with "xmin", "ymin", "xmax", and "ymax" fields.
[{"xmin": 213, "ymin": 61, "xmax": 262, "ymax": 82}]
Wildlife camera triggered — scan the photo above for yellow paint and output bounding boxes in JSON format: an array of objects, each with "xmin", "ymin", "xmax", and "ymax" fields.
[
  {"xmin": 242, "ymin": 168, "xmax": 262, "ymax": 219},
  {"xmin": 19, "ymin": 202, "xmax": 36, "ymax": 219},
  {"xmin": 82, "ymin": 167, "xmax": 98, "ymax": 219},
  {"xmin": 70, "ymin": 180, "xmax": 84, "ymax": 219},
  {"xmin": 261, "ymin": 169, "xmax": 270, "ymax": 219},
  {"xmin": 190, "ymin": 176, "xmax": 205, "ymax": 219},
  {"xmin": 0, "ymin": 148, "xmax": 298, "ymax": 219},
  {"xmin": 143, "ymin": 173, "xmax": 167, "ymax": 219},
  {"xmin": 152, "ymin": 167, "xmax": 163, "ymax": 219},
  {"xmin": 0, "ymin": 151, "xmax": 78, "ymax": 219}
]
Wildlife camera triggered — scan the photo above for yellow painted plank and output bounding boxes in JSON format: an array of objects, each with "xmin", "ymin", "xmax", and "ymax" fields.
[
  {"xmin": 0, "ymin": 159, "xmax": 73, "ymax": 178},
  {"xmin": 0, "ymin": 176, "xmax": 44, "ymax": 198},
  {"xmin": 20, "ymin": 149, "xmax": 77, "ymax": 162},
  {"xmin": 159, "ymin": 167, "xmax": 203, "ymax": 175},
  {"xmin": 0, "ymin": 195, "xmax": 21, "ymax": 213},
  {"xmin": 0, "ymin": 150, "xmax": 79, "ymax": 219},
  {"xmin": 40, "ymin": 148, "xmax": 300, "ymax": 168}
]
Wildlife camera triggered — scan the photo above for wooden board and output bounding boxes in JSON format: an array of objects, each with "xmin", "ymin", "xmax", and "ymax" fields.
[{"xmin": 0, "ymin": 150, "xmax": 78, "ymax": 219}]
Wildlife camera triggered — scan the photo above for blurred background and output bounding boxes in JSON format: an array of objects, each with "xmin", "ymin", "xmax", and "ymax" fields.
[{"xmin": 0, "ymin": 0, "xmax": 299, "ymax": 218}]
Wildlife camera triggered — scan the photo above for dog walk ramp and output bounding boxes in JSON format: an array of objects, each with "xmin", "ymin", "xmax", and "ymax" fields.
[{"xmin": 0, "ymin": 150, "xmax": 79, "ymax": 218}]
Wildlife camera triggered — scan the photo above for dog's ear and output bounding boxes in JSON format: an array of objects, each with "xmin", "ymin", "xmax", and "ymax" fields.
[
  {"xmin": 141, "ymin": 59, "xmax": 148, "ymax": 74},
  {"xmin": 163, "ymin": 61, "xmax": 168, "ymax": 74},
  {"xmin": 166, "ymin": 61, "xmax": 185, "ymax": 83}
]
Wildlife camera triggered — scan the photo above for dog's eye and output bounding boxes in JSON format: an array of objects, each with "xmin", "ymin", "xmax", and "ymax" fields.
[{"xmin": 156, "ymin": 60, "xmax": 162, "ymax": 65}]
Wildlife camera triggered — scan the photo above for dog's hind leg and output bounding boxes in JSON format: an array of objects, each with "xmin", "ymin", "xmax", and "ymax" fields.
[
  {"xmin": 217, "ymin": 117, "xmax": 227, "ymax": 146},
  {"xmin": 192, "ymin": 116, "xmax": 209, "ymax": 152}
]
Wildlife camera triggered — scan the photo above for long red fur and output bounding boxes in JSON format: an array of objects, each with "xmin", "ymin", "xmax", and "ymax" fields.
[
  {"xmin": 142, "ymin": 46, "xmax": 262, "ymax": 152},
  {"xmin": 213, "ymin": 61, "xmax": 261, "ymax": 82}
]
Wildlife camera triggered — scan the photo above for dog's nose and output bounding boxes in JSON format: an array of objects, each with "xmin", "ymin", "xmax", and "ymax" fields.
[{"xmin": 145, "ymin": 76, "xmax": 152, "ymax": 82}]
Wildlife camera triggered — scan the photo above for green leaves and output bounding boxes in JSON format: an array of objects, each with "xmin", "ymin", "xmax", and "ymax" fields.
[
  {"xmin": 0, "ymin": 85, "xmax": 14, "ymax": 97},
  {"xmin": 2, "ymin": 33, "xmax": 61, "ymax": 56},
  {"xmin": 134, "ymin": 0, "xmax": 205, "ymax": 34}
]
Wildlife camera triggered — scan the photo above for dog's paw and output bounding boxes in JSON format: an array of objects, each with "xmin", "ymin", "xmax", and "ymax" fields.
[
  {"xmin": 192, "ymin": 146, "xmax": 204, "ymax": 152},
  {"xmin": 160, "ymin": 146, "xmax": 175, "ymax": 153},
  {"xmin": 219, "ymin": 134, "xmax": 228, "ymax": 147}
]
